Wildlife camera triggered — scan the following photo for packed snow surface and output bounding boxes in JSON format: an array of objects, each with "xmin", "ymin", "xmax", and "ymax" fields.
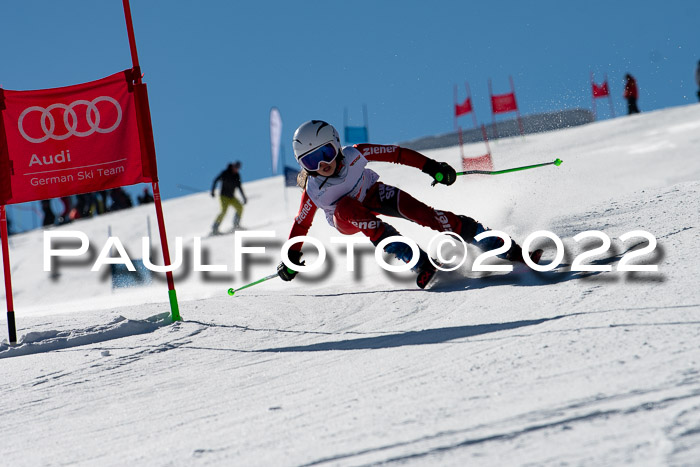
[{"xmin": 2, "ymin": 104, "xmax": 700, "ymax": 465}]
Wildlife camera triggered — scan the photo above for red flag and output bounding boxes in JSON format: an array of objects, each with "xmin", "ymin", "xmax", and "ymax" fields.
[
  {"xmin": 455, "ymin": 97, "xmax": 473, "ymax": 117},
  {"xmin": 491, "ymin": 93, "xmax": 517, "ymax": 114},
  {"xmin": 0, "ymin": 70, "xmax": 151, "ymax": 205},
  {"xmin": 592, "ymin": 81, "xmax": 609, "ymax": 98}
]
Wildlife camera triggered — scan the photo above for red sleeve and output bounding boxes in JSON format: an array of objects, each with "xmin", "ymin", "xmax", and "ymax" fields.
[
  {"xmin": 287, "ymin": 190, "xmax": 318, "ymax": 252},
  {"xmin": 354, "ymin": 144, "xmax": 429, "ymax": 171}
]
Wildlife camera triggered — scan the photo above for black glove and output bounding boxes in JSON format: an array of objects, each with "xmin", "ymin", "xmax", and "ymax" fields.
[
  {"xmin": 422, "ymin": 159, "xmax": 457, "ymax": 186},
  {"xmin": 243, "ymin": 197, "xmax": 248, "ymax": 205},
  {"xmin": 210, "ymin": 191, "xmax": 215, "ymax": 198},
  {"xmin": 277, "ymin": 250, "xmax": 305, "ymax": 282}
]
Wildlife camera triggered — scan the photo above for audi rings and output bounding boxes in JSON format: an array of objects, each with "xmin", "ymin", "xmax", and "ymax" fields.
[{"xmin": 18, "ymin": 96, "xmax": 122, "ymax": 143}]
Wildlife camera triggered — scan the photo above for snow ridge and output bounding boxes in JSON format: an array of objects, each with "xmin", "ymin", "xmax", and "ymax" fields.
[{"xmin": 0, "ymin": 312, "xmax": 171, "ymax": 358}]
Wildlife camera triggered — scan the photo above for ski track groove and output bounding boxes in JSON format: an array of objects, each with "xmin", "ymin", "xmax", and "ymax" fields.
[{"xmin": 301, "ymin": 385, "xmax": 700, "ymax": 466}]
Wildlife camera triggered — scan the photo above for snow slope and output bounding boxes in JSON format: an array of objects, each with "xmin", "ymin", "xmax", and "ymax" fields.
[{"xmin": 1, "ymin": 104, "xmax": 700, "ymax": 466}]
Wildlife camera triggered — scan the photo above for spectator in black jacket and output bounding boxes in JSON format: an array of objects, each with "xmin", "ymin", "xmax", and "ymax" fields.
[
  {"xmin": 623, "ymin": 73, "xmax": 640, "ymax": 114},
  {"xmin": 211, "ymin": 161, "xmax": 247, "ymax": 234},
  {"xmin": 138, "ymin": 188, "xmax": 154, "ymax": 205},
  {"xmin": 695, "ymin": 60, "xmax": 700, "ymax": 102},
  {"xmin": 41, "ymin": 200, "xmax": 56, "ymax": 226},
  {"xmin": 109, "ymin": 188, "xmax": 133, "ymax": 211}
]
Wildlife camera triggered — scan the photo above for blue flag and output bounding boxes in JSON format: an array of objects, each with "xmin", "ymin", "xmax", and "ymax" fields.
[
  {"xmin": 344, "ymin": 126, "xmax": 369, "ymax": 145},
  {"xmin": 284, "ymin": 166, "xmax": 298, "ymax": 187}
]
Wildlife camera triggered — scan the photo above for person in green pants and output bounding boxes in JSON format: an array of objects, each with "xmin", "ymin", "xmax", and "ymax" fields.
[{"xmin": 211, "ymin": 161, "xmax": 247, "ymax": 234}]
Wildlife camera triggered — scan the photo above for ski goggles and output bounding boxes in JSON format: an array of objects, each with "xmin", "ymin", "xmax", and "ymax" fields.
[{"xmin": 298, "ymin": 143, "xmax": 339, "ymax": 171}]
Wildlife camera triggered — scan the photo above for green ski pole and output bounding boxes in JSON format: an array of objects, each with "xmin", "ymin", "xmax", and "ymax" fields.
[
  {"xmin": 227, "ymin": 273, "xmax": 279, "ymax": 296},
  {"xmin": 457, "ymin": 158, "xmax": 562, "ymax": 177}
]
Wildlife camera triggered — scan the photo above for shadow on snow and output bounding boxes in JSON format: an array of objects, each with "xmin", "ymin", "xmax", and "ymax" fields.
[
  {"xmin": 258, "ymin": 315, "xmax": 568, "ymax": 352},
  {"xmin": 430, "ymin": 241, "xmax": 665, "ymax": 293}
]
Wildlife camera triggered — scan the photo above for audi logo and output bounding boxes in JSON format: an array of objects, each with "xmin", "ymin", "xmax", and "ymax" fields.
[{"xmin": 18, "ymin": 96, "xmax": 123, "ymax": 143}]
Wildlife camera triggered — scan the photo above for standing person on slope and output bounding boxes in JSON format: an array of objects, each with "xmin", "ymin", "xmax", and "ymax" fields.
[
  {"xmin": 277, "ymin": 120, "xmax": 542, "ymax": 289},
  {"xmin": 695, "ymin": 60, "xmax": 700, "ymax": 102},
  {"xmin": 211, "ymin": 161, "xmax": 248, "ymax": 234},
  {"xmin": 623, "ymin": 73, "xmax": 640, "ymax": 115}
]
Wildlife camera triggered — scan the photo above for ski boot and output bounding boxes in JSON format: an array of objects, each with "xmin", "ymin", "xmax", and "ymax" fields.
[
  {"xmin": 211, "ymin": 220, "xmax": 221, "ymax": 236},
  {"xmin": 457, "ymin": 215, "xmax": 543, "ymax": 264},
  {"xmin": 384, "ymin": 240, "xmax": 439, "ymax": 289},
  {"xmin": 529, "ymin": 249, "xmax": 544, "ymax": 264},
  {"xmin": 505, "ymin": 243, "xmax": 544, "ymax": 265},
  {"xmin": 415, "ymin": 260, "xmax": 439, "ymax": 289},
  {"xmin": 377, "ymin": 224, "xmax": 439, "ymax": 289}
]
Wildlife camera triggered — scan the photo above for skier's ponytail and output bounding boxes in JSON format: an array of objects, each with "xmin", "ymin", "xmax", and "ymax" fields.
[{"xmin": 297, "ymin": 170, "xmax": 309, "ymax": 188}]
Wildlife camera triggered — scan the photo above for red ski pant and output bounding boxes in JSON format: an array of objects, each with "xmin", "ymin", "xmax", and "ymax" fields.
[{"xmin": 333, "ymin": 182, "xmax": 464, "ymax": 244}]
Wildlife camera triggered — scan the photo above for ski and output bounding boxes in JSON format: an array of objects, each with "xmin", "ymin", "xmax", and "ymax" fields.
[{"xmin": 416, "ymin": 260, "xmax": 441, "ymax": 289}]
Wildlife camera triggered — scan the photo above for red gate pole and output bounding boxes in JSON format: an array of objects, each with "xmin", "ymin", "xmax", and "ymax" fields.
[
  {"xmin": 510, "ymin": 76, "xmax": 524, "ymax": 136},
  {"xmin": 590, "ymin": 71, "xmax": 598, "ymax": 120},
  {"xmin": 1, "ymin": 205, "xmax": 16, "ymax": 343},
  {"xmin": 488, "ymin": 78, "xmax": 499, "ymax": 139},
  {"xmin": 122, "ymin": 0, "xmax": 181, "ymax": 321},
  {"xmin": 466, "ymin": 82, "xmax": 478, "ymax": 129},
  {"xmin": 453, "ymin": 84, "xmax": 458, "ymax": 131},
  {"xmin": 481, "ymin": 124, "xmax": 491, "ymax": 156},
  {"xmin": 454, "ymin": 85, "xmax": 464, "ymax": 158},
  {"xmin": 150, "ymin": 182, "xmax": 180, "ymax": 320},
  {"xmin": 458, "ymin": 126, "xmax": 464, "ymax": 159},
  {"xmin": 123, "ymin": 0, "xmax": 141, "ymax": 77},
  {"xmin": 605, "ymin": 73, "xmax": 615, "ymax": 118}
]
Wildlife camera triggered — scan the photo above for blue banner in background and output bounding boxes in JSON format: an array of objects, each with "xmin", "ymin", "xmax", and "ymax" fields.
[
  {"xmin": 284, "ymin": 166, "xmax": 298, "ymax": 187},
  {"xmin": 344, "ymin": 126, "xmax": 369, "ymax": 145}
]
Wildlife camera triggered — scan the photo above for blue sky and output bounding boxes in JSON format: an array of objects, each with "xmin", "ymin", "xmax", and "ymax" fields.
[{"xmin": 1, "ymin": 0, "xmax": 697, "ymax": 230}]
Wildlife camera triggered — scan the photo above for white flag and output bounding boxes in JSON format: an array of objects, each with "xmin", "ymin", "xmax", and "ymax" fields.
[{"xmin": 270, "ymin": 107, "xmax": 282, "ymax": 174}]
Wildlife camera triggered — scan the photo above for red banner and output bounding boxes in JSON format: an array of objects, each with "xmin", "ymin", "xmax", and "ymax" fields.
[
  {"xmin": 462, "ymin": 153, "xmax": 493, "ymax": 172},
  {"xmin": 491, "ymin": 93, "xmax": 518, "ymax": 114},
  {"xmin": 0, "ymin": 70, "xmax": 152, "ymax": 205},
  {"xmin": 455, "ymin": 97, "xmax": 473, "ymax": 117},
  {"xmin": 592, "ymin": 81, "xmax": 609, "ymax": 98}
]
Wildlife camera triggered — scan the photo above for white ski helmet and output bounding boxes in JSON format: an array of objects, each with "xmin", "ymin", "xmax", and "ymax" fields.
[{"xmin": 292, "ymin": 120, "xmax": 341, "ymax": 171}]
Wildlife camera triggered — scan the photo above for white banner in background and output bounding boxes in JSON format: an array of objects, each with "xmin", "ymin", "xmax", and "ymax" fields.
[{"xmin": 270, "ymin": 107, "xmax": 282, "ymax": 174}]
